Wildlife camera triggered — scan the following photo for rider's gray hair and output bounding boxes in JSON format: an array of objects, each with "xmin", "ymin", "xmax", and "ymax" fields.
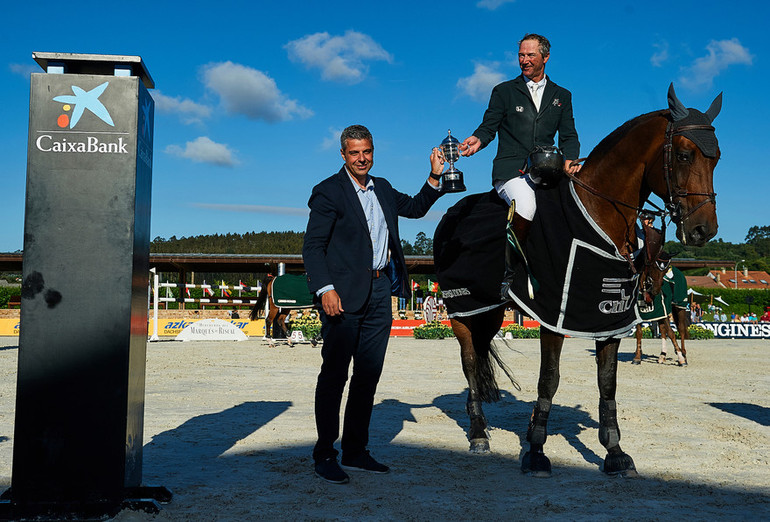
[
  {"xmin": 340, "ymin": 125, "xmax": 373, "ymax": 151},
  {"xmin": 520, "ymin": 33, "xmax": 551, "ymax": 57}
]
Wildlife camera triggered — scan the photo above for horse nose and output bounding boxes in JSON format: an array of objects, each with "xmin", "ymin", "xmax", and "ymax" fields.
[{"xmin": 688, "ymin": 223, "xmax": 717, "ymax": 246}]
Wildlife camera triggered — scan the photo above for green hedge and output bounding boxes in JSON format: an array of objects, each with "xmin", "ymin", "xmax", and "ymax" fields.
[
  {"xmin": 692, "ymin": 287, "xmax": 770, "ymax": 317},
  {"xmin": 638, "ymin": 324, "xmax": 714, "ymax": 340},
  {"xmin": 413, "ymin": 321, "xmax": 454, "ymax": 339},
  {"xmin": 0, "ymin": 287, "xmax": 21, "ymax": 308}
]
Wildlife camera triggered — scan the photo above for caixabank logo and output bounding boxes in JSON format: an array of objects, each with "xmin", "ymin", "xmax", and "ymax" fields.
[{"xmin": 35, "ymin": 81, "xmax": 130, "ymax": 155}]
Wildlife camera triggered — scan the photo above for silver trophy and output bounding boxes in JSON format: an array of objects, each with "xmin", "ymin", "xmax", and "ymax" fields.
[{"xmin": 439, "ymin": 129, "xmax": 467, "ymax": 193}]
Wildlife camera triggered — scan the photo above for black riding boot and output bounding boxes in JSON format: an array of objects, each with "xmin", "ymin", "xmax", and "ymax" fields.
[{"xmin": 501, "ymin": 213, "xmax": 532, "ymax": 300}]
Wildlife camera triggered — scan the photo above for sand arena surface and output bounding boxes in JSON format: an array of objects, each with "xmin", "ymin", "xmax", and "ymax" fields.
[{"xmin": 0, "ymin": 335, "xmax": 768, "ymax": 520}]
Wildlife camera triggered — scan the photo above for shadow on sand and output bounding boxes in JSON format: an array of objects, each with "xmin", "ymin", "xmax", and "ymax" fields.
[
  {"xmin": 135, "ymin": 396, "xmax": 770, "ymax": 520},
  {"xmin": 708, "ymin": 402, "xmax": 770, "ymax": 427}
]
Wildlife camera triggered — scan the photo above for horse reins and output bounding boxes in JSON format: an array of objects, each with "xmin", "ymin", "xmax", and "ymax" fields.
[{"xmin": 564, "ymin": 167, "xmax": 666, "ymax": 273}]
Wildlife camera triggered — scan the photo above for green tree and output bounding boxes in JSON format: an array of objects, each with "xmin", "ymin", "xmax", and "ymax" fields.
[{"xmin": 745, "ymin": 225, "xmax": 770, "ymax": 243}]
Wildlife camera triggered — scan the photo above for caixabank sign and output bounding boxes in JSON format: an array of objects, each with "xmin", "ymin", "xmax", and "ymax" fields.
[{"xmin": 29, "ymin": 74, "xmax": 153, "ymax": 172}]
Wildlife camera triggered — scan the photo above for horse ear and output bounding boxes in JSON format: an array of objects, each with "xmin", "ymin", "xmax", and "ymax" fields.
[
  {"xmin": 705, "ymin": 92, "xmax": 723, "ymax": 123},
  {"xmin": 667, "ymin": 83, "xmax": 689, "ymax": 121}
]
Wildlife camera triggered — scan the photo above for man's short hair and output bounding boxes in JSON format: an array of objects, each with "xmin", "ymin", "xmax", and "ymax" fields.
[
  {"xmin": 340, "ymin": 125, "xmax": 373, "ymax": 151},
  {"xmin": 520, "ymin": 33, "xmax": 551, "ymax": 57}
]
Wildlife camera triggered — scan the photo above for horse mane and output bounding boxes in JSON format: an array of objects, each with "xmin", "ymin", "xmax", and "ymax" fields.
[{"xmin": 585, "ymin": 109, "xmax": 668, "ymax": 162}]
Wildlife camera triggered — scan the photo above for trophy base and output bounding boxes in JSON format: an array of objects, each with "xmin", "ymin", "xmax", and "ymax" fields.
[
  {"xmin": 442, "ymin": 166, "xmax": 466, "ymax": 193},
  {"xmin": 442, "ymin": 180, "xmax": 467, "ymax": 193}
]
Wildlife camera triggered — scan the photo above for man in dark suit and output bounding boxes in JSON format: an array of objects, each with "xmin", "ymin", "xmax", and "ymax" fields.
[
  {"xmin": 303, "ymin": 124, "xmax": 444, "ymax": 484},
  {"xmin": 461, "ymin": 33, "xmax": 580, "ymax": 240}
]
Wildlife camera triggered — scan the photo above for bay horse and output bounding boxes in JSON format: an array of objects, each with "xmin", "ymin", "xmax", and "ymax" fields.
[
  {"xmin": 634, "ymin": 253, "xmax": 689, "ymax": 366},
  {"xmin": 434, "ymin": 84, "xmax": 721, "ymax": 477},
  {"xmin": 249, "ymin": 275, "xmax": 319, "ymax": 346}
]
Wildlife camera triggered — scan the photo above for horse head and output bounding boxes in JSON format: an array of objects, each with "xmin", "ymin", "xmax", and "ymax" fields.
[
  {"xmin": 663, "ymin": 83, "xmax": 722, "ymax": 246},
  {"xmin": 640, "ymin": 250, "xmax": 672, "ymax": 304},
  {"xmin": 637, "ymin": 224, "xmax": 668, "ymax": 303}
]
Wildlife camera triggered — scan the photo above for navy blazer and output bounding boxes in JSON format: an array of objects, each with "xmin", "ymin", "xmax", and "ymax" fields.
[
  {"xmin": 303, "ymin": 167, "xmax": 442, "ymax": 313},
  {"xmin": 472, "ymin": 75, "xmax": 580, "ymax": 183}
]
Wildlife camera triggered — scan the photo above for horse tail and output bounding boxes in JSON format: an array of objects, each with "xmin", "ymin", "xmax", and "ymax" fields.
[
  {"xmin": 488, "ymin": 340, "xmax": 521, "ymax": 393},
  {"xmin": 250, "ymin": 277, "xmax": 271, "ymax": 321},
  {"xmin": 473, "ymin": 339, "xmax": 521, "ymax": 402}
]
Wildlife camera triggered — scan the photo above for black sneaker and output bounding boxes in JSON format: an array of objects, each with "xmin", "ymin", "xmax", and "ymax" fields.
[
  {"xmin": 341, "ymin": 451, "xmax": 390, "ymax": 473},
  {"xmin": 314, "ymin": 457, "xmax": 350, "ymax": 484}
]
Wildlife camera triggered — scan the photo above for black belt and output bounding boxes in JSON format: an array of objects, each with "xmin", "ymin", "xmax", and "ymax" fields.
[{"xmin": 372, "ymin": 269, "xmax": 384, "ymax": 278}]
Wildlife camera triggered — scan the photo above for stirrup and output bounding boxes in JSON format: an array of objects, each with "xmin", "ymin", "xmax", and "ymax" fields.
[{"xmin": 504, "ymin": 202, "xmax": 539, "ymax": 299}]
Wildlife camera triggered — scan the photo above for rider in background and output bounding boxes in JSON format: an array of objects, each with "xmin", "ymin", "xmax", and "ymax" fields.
[{"xmin": 461, "ymin": 33, "xmax": 581, "ymax": 242}]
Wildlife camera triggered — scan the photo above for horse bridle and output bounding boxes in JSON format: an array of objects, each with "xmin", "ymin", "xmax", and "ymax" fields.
[{"xmin": 663, "ymin": 122, "xmax": 718, "ymax": 225}]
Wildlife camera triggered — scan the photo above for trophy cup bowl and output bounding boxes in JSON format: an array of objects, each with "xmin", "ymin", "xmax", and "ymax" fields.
[{"xmin": 440, "ymin": 129, "xmax": 467, "ymax": 193}]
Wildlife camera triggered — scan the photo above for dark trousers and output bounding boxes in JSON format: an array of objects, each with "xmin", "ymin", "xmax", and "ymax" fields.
[{"xmin": 312, "ymin": 275, "xmax": 392, "ymax": 462}]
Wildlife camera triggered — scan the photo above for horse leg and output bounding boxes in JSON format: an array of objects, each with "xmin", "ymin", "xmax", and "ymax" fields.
[
  {"xmin": 521, "ymin": 328, "xmax": 563, "ymax": 477},
  {"xmin": 675, "ymin": 307, "xmax": 688, "ymax": 365},
  {"xmin": 660, "ymin": 319, "xmax": 682, "ymax": 365},
  {"xmin": 278, "ymin": 311, "xmax": 293, "ymax": 345},
  {"xmin": 596, "ymin": 338, "xmax": 638, "ymax": 477},
  {"xmin": 265, "ymin": 307, "xmax": 277, "ymax": 346},
  {"xmin": 657, "ymin": 319, "xmax": 669, "ymax": 364},
  {"xmin": 633, "ymin": 325, "xmax": 643, "ymax": 364},
  {"xmin": 452, "ymin": 307, "xmax": 506, "ymax": 453}
]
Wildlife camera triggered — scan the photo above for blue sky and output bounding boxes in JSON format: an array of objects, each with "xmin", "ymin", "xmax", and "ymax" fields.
[{"xmin": 1, "ymin": 0, "xmax": 767, "ymax": 253}]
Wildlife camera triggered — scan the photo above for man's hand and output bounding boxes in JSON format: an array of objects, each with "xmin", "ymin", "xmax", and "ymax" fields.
[
  {"xmin": 428, "ymin": 147, "xmax": 445, "ymax": 187},
  {"xmin": 565, "ymin": 159, "xmax": 582, "ymax": 175},
  {"xmin": 321, "ymin": 289, "xmax": 344, "ymax": 316},
  {"xmin": 460, "ymin": 136, "xmax": 481, "ymax": 157}
]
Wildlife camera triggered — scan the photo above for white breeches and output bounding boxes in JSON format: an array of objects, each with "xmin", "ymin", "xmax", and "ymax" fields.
[{"xmin": 494, "ymin": 175, "xmax": 537, "ymax": 220}]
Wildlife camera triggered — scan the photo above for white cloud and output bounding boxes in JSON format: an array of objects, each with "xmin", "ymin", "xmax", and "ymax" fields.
[
  {"xmin": 202, "ymin": 61, "xmax": 313, "ymax": 122},
  {"xmin": 153, "ymin": 91, "xmax": 212, "ymax": 124},
  {"xmin": 165, "ymin": 136, "xmax": 238, "ymax": 167},
  {"xmin": 285, "ymin": 30, "xmax": 393, "ymax": 84},
  {"xmin": 9, "ymin": 63, "xmax": 39, "ymax": 78},
  {"xmin": 650, "ymin": 41, "xmax": 669, "ymax": 67},
  {"xmin": 457, "ymin": 63, "xmax": 506, "ymax": 102},
  {"xmin": 322, "ymin": 127, "xmax": 343, "ymax": 150},
  {"xmin": 679, "ymin": 38, "xmax": 753, "ymax": 90},
  {"xmin": 190, "ymin": 203, "xmax": 309, "ymax": 217},
  {"xmin": 476, "ymin": 0, "xmax": 515, "ymax": 9}
]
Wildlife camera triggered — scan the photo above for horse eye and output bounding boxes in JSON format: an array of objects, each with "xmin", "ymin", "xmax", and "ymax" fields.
[{"xmin": 676, "ymin": 150, "xmax": 692, "ymax": 163}]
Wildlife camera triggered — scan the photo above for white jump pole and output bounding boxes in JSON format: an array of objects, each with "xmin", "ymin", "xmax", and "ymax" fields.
[{"xmin": 149, "ymin": 268, "xmax": 159, "ymax": 342}]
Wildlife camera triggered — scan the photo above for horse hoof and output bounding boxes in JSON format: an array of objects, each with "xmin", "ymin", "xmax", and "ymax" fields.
[
  {"xmin": 603, "ymin": 452, "xmax": 638, "ymax": 477},
  {"xmin": 632, "ymin": 359, "xmax": 641, "ymax": 365},
  {"xmin": 469, "ymin": 438, "xmax": 490, "ymax": 454},
  {"xmin": 310, "ymin": 339, "xmax": 318, "ymax": 347},
  {"xmin": 521, "ymin": 451, "xmax": 551, "ymax": 477},
  {"xmin": 657, "ymin": 355, "xmax": 666, "ymax": 364}
]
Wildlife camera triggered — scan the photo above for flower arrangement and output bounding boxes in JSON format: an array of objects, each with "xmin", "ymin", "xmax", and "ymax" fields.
[
  {"xmin": 413, "ymin": 321, "xmax": 454, "ymax": 339},
  {"xmin": 499, "ymin": 324, "xmax": 540, "ymax": 338},
  {"xmin": 290, "ymin": 312, "xmax": 322, "ymax": 340}
]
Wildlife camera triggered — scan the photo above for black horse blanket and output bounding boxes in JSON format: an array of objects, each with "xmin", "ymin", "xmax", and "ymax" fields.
[
  {"xmin": 434, "ymin": 182, "xmax": 642, "ymax": 340},
  {"xmin": 433, "ymin": 190, "xmax": 508, "ymax": 317}
]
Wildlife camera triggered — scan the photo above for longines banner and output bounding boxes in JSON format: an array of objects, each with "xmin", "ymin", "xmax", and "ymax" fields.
[{"xmin": 696, "ymin": 321, "xmax": 770, "ymax": 339}]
